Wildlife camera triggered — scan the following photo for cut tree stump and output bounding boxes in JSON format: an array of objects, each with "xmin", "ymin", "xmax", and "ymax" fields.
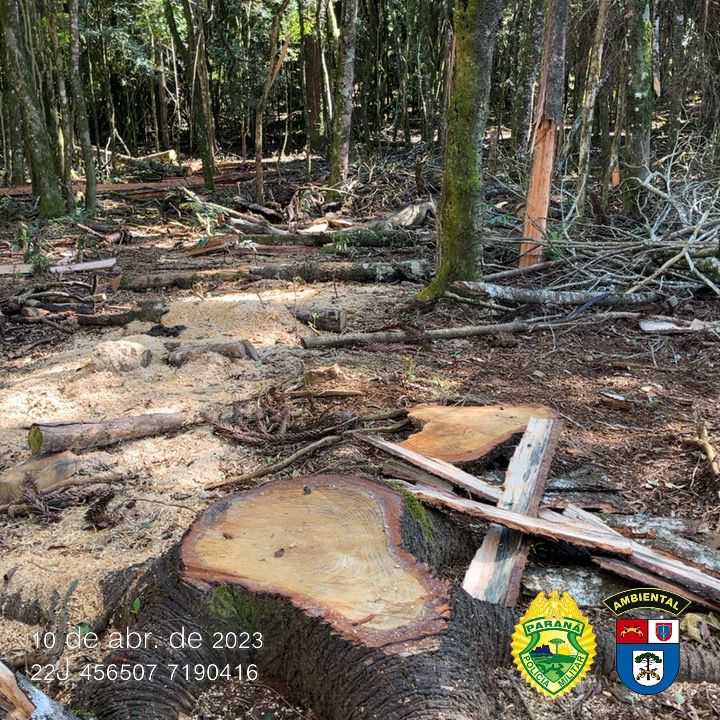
[
  {"xmin": 28, "ymin": 413, "xmax": 189, "ymax": 455},
  {"xmin": 400, "ymin": 403, "xmax": 557, "ymax": 463},
  {"xmin": 462, "ymin": 417, "xmax": 561, "ymax": 606},
  {"xmin": 77, "ymin": 474, "xmax": 720, "ymax": 720}
]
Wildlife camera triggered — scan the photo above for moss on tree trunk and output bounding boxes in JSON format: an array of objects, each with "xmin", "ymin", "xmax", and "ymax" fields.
[{"xmin": 419, "ymin": 0, "xmax": 504, "ymax": 298}]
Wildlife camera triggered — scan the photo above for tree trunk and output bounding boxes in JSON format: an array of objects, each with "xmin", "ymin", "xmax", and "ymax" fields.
[
  {"xmin": 302, "ymin": 15, "xmax": 325, "ymax": 151},
  {"xmin": 69, "ymin": 0, "xmax": 97, "ymax": 215},
  {"xmin": 518, "ymin": 0, "xmax": 568, "ymax": 268},
  {"xmin": 1, "ymin": 0, "xmax": 65, "ymax": 217},
  {"xmin": 74, "ymin": 474, "xmax": 720, "ymax": 720},
  {"xmin": 621, "ymin": 0, "xmax": 653, "ymax": 214},
  {"xmin": 419, "ymin": 0, "xmax": 505, "ymax": 297},
  {"xmin": 327, "ymin": 0, "xmax": 359, "ymax": 186},
  {"xmin": 574, "ymin": 0, "xmax": 611, "ymax": 216},
  {"xmin": 254, "ymin": 0, "xmax": 291, "ymax": 203}
]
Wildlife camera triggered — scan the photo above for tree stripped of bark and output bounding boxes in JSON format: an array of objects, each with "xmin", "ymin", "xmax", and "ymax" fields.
[{"xmin": 519, "ymin": 0, "xmax": 568, "ymax": 267}]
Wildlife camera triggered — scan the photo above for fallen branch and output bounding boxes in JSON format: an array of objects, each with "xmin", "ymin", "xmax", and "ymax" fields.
[
  {"xmin": 685, "ymin": 420, "xmax": 720, "ymax": 478},
  {"xmin": 454, "ymin": 281, "xmax": 660, "ymax": 306},
  {"xmin": 0, "ymin": 258, "xmax": 117, "ymax": 276},
  {"xmin": 206, "ymin": 434, "xmax": 342, "ymax": 490},
  {"xmin": 77, "ymin": 302, "xmax": 167, "ymax": 327}
]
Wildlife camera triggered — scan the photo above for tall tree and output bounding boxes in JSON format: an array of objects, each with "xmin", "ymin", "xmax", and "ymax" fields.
[
  {"xmin": 622, "ymin": 0, "xmax": 653, "ymax": 213},
  {"xmin": 1, "ymin": 0, "xmax": 65, "ymax": 217},
  {"xmin": 519, "ymin": 0, "xmax": 569, "ymax": 267},
  {"xmin": 420, "ymin": 0, "xmax": 505, "ymax": 297},
  {"xmin": 69, "ymin": 0, "xmax": 97, "ymax": 214},
  {"xmin": 328, "ymin": 0, "xmax": 359, "ymax": 186}
]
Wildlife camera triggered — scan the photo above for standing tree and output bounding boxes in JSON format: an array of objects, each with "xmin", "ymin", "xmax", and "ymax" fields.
[
  {"xmin": 69, "ymin": 0, "xmax": 97, "ymax": 214},
  {"xmin": 420, "ymin": 0, "xmax": 505, "ymax": 297},
  {"xmin": 1, "ymin": 0, "xmax": 65, "ymax": 217},
  {"xmin": 622, "ymin": 0, "xmax": 653, "ymax": 213},
  {"xmin": 519, "ymin": 0, "xmax": 569, "ymax": 267},
  {"xmin": 328, "ymin": 0, "xmax": 359, "ymax": 186},
  {"xmin": 255, "ymin": 0, "xmax": 291, "ymax": 203}
]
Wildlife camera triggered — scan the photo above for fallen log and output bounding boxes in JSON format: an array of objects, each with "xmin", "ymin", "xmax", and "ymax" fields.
[
  {"xmin": 167, "ymin": 340, "xmax": 260, "ymax": 367},
  {"xmin": 113, "ymin": 269, "xmax": 243, "ymax": 291},
  {"xmin": 0, "ymin": 259, "xmax": 117, "ymax": 276},
  {"xmin": 289, "ymin": 305, "xmax": 348, "ymax": 333},
  {"xmin": 77, "ymin": 302, "xmax": 167, "ymax": 327},
  {"xmin": 454, "ymin": 281, "xmax": 660, "ymax": 306},
  {"xmin": 0, "ymin": 451, "xmax": 79, "ymax": 504},
  {"xmin": 248, "ymin": 259, "xmax": 431, "ymax": 284},
  {"xmin": 97, "ymin": 147, "xmax": 184, "ymax": 176},
  {"xmin": 399, "ymin": 403, "xmax": 557, "ymax": 463},
  {"xmin": 75, "ymin": 474, "xmax": 720, "ymax": 720},
  {"xmin": 462, "ymin": 417, "xmax": 561, "ymax": 606},
  {"xmin": 364, "ymin": 201, "xmax": 435, "ymax": 230},
  {"xmin": 28, "ymin": 412, "xmax": 189, "ymax": 455}
]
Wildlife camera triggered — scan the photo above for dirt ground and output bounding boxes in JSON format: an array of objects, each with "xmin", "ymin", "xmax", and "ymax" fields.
[{"xmin": 1, "ymin": 177, "xmax": 719, "ymax": 719}]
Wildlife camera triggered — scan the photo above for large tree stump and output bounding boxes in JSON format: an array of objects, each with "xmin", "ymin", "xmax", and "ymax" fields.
[{"xmin": 77, "ymin": 474, "xmax": 720, "ymax": 720}]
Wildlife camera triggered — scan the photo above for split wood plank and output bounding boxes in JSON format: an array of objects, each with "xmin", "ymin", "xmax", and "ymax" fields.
[
  {"xmin": 0, "ymin": 660, "xmax": 34, "ymax": 720},
  {"xmin": 462, "ymin": 417, "xmax": 561, "ymax": 606},
  {"xmin": 397, "ymin": 481, "xmax": 634, "ymax": 555},
  {"xmin": 356, "ymin": 434, "xmax": 502, "ymax": 503}
]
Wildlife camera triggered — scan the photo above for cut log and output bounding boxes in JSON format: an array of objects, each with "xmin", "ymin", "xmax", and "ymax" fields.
[
  {"xmin": 289, "ymin": 305, "xmax": 348, "ymax": 333},
  {"xmin": 0, "ymin": 259, "xmax": 117, "ymax": 276},
  {"xmin": 0, "ymin": 451, "xmax": 79, "ymax": 504},
  {"xmin": 231, "ymin": 199, "xmax": 284, "ymax": 223},
  {"xmin": 28, "ymin": 413, "xmax": 189, "ymax": 455},
  {"xmin": 230, "ymin": 216, "xmax": 289, "ymax": 235},
  {"xmin": 400, "ymin": 403, "xmax": 557, "ymax": 463},
  {"xmin": 248, "ymin": 259, "xmax": 431, "ymax": 284},
  {"xmin": 167, "ymin": 340, "xmax": 260, "ymax": 367},
  {"xmin": 97, "ymin": 147, "xmax": 184, "ymax": 176},
  {"xmin": 604, "ymin": 513, "xmax": 701, "ymax": 538},
  {"xmin": 363, "ymin": 201, "xmax": 435, "ymax": 230},
  {"xmin": 454, "ymin": 281, "xmax": 660, "ymax": 306},
  {"xmin": 113, "ymin": 269, "xmax": 243, "ymax": 291},
  {"xmin": 522, "ymin": 566, "xmax": 628, "ymax": 608},
  {"xmin": 462, "ymin": 417, "xmax": 561, "ymax": 605},
  {"xmin": 77, "ymin": 474, "xmax": 720, "ymax": 719},
  {"xmin": 90, "ymin": 340, "xmax": 152, "ymax": 372},
  {"xmin": 77, "ymin": 302, "xmax": 167, "ymax": 327}
]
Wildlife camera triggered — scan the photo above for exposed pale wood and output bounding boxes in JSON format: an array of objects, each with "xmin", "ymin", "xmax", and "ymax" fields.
[
  {"xmin": 398, "ymin": 481, "xmax": 634, "ymax": 554},
  {"xmin": 541, "ymin": 491, "xmax": 629, "ymax": 512},
  {"xmin": 522, "ymin": 566, "xmax": 627, "ymax": 608},
  {"xmin": 183, "ymin": 474, "xmax": 449, "ymax": 645},
  {"xmin": 0, "ymin": 660, "xmax": 35, "ymax": 720},
  {"xmin": 0, "ymin": 259, "xmax": 117, "ymax": 276},
  {"xmin": 604, "ymin": 513, "xmax": 701, "ymax": 538},
  {"xmin": 462, "ymin": 418, "xmax": 561, "ymax": 605},
  {"xmin": 356, "ymin": 434, "xmax": 502, "ymax": 502},
  {"xmin": 0, "ymin": 451, "xmax": 79, "ymax": 504},
  {"xmin": 455, "ymin": 281, "xmax": 660, "ymax": 306},
  {"xmin": 167, "ymin": 340, "xmax": 260, "ymax": 367},
  {"xmin": 592, "ymin": 557, "xmax": 720, "ymax": 612},
  {"xmin": 28, "ymin": 413, "xmax": 189, "ymax": 455},
  {"xmin": 400, "ymin": 403, "xmax": 557, "ymax": 463}
]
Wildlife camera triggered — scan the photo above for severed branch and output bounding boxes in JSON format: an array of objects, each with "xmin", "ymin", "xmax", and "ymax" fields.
[{"xmin": 685, "ymin": 421, "xmax": 720, "ymax": 478}]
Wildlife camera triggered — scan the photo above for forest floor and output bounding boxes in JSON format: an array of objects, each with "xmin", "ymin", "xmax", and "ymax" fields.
[{"xmin": 1, "ymin": 154, "xmax": 719, "ymax": 719}]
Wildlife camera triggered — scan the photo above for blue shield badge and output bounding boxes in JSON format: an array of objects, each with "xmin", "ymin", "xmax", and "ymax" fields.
[{"xmin": 616, "ymin": 619, "xmax": 680, "ymax": 694}]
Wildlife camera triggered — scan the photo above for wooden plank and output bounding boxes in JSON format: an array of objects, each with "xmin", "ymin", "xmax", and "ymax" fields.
[
  {"xmin": 357, "ymin": 434, "xmax": 502, "ymax": 502},
  {"xmin": 462, "ymin": 418, "xmax": 561, "ymax": 606},
  {"xmin": 0, "ymin": 661, "xmax": 34, "ymax": 719},
  {"xmin": 397, "ymin": 481, "xmax": 634, "ymax": 555},
  {"xmin": 592, "ymin": 557, "xmax": 720, "ymax": 612}
]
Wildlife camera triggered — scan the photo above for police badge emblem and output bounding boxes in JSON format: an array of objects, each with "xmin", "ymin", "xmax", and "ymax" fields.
[{"xmin": 603, "ymin": 587, "xmax": 690, "ymax": 695}]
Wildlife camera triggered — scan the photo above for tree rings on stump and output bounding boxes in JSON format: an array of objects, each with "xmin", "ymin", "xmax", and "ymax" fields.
[{"xmin": 182, "ymin": 474, "xmax": 449, "ymax": 647}]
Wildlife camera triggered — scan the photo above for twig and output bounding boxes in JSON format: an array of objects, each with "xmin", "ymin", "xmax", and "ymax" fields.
[
  {"xmin": 685, "ymin": 421, "xmax": 720, "ymax": 478},
  {"xmin": 206, "ymin": 435, "xmax": 342, "ymax": 490}
]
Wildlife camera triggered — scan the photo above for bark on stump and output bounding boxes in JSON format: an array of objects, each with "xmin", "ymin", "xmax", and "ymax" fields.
[{"xmin": 76, "ymin": 475, "xmax": 720, "ymax": 720}]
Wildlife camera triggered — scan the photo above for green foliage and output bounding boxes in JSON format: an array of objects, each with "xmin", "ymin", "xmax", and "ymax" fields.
[
  {"xmin": 30, "ymin": 253, "xmax": 52, "ymax": 275},
  {"xmin": 131, "ymin": 595, "xmax": 143, "ymax": 616}
]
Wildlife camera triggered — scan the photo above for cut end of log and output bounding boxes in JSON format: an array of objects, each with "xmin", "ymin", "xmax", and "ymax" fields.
[
  {"xmin": 400, "ymin": 403, "xmax": 557, "ymax": 463},
  {"xmin": 27, "ymin": 426, "xmax": 44, "ymax": 456},
  {"xmin": 181, "ymin": 474, "xmax": 449, "ymax": 647}
]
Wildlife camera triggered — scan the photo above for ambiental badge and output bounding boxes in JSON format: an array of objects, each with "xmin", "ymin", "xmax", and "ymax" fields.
[
  {"xmin": 603, "ymin": 587, "xmax": 688, "ymax": 695},
  {"xmin": 511, "ymin": 590, "xmax": 596, "ymax": 698}
]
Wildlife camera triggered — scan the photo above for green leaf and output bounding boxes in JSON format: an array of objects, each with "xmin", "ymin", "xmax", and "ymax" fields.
[
  {"xmin": 131, "ymin": 596, "xmax": 143, "ymax": 616},
  {"xmin": 76, "ymin": 621, "xmax": 92, "ymax": 637}
]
